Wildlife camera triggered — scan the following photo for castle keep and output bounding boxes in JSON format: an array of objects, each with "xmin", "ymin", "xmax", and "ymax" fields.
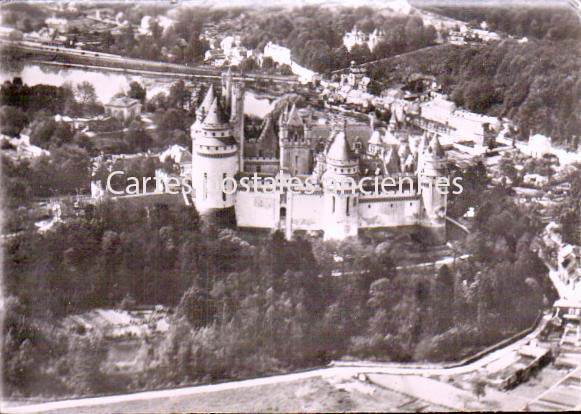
[{"xmin": 189, "ymin": 71, "xmax": 449, "ymax": 241}]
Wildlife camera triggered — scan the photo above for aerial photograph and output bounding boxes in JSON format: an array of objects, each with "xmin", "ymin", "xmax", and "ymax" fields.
[{"xmin": 0, "ymin": 0, "xmax": 580, "ymax": 412}]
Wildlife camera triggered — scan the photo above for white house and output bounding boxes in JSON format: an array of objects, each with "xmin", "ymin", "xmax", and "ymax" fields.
[{"xmin": 527, "ymin": 133, "xmax": 553, "ymax": 159}]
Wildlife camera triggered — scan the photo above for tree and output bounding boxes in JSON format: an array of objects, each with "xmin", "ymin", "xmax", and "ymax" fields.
[
  {"xmin": 75, "ymin": 82, "xmax": 97, "ymax": 108},
  {"xmin": 126, "ymin": 120, "xmax": 153, "ymax": 152},
  {"xmin": 239, "ymin": 58, "xmax": 258, "ymax": 73},
  {"xmin": 29, "ymin": 117, "xmax": 57, "ymax": 148},
  {"xmin": 67, "ymin": 333, "xmax": 107, "ymax": 395},
  {"xmin": 167, "ymin": 80, "xmax": 191, "ymax": 111},
  {"xmin": 0, "ymin": 106, "xmax": 28, "ymax": 137},
  {"xmin": 261, "ymin": 56, "xmax": 275, "ymax": 70},
  {"xmin": 128, "ymin": 81, "xmax": 147, "ymax": 104},
  {"xmin": 176, "ymin": 285, "xmax": 216, "ymax": 328}
]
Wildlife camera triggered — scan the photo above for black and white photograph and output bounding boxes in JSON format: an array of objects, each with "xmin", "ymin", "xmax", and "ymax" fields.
[{"xmin": 0, "ymin": 0, "xmax": 580, "ymax": 412}]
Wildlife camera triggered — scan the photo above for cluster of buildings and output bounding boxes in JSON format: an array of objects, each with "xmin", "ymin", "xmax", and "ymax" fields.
[
  {"xmin": 204, "ymin": 34, "xmax": 253, "ymax": 67},
  {"xmin": 447, "ymin": 23, "xmax": 501, "ymax": 46},
  {"xmin": 410, "ymin": 93, "xmax": 500, "ymax": 151},
  {"xmin": 342, "ymin": 26, "xmax": 387, "ymax": 52},
  {"xmin": 261, "ymin": 42, "xmax": 319, "ymax": 83},
  {"xmin": 322, "ymin": 63, "xmax": 501, "ymax": 157},
  {"xmin": 538, "ymin": 223, "xmax": 581, "ymax": 346},
  {"xmin": 321, "ymin": 61, "xmax": 372, "ymax": 108}
]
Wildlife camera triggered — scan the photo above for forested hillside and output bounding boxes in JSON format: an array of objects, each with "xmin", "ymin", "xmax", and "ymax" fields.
[{"xmin": 367, "ymin": 39, "xmax": 581, "ymax": 146}]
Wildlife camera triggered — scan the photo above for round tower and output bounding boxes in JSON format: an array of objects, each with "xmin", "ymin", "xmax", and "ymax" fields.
[
  {"xmin": 191, "ymin": 97, "xmax": 238, "ymax": 221},
  {"xmin": 321, "ymin": 128, "xmax": 360, "ymax": 241},
  {"xmin": 418, "ymin": 135, "xmax": 447, "ymax": 242}
]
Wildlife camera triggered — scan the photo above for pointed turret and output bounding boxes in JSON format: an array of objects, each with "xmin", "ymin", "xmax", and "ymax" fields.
[
  {"xmin": 256, "ymin": 114, "xmax": 277, "ymax": 157},
  {"xmin": 191, "ymin": 97, "xmax": 238, "ymax": 219},
  {"xmin": 326, "ymin": 130, "xmax": 357, "ymax": 165},
  {"xmin": 383, "ymin": 148, "xmax": 401, "ymax": 174},
  {"xmin": 192, "ymin": 84, "xmax": 216, "ymax": 140},
  {"xmin": 321, "ymin": 128, "xmax": 360, "ymax": 241},
  {"xmin": 202, "ymin": 97, "xmax": 229, "ymax": 129},
  {"xmin": 382, "ymin": 127, "xmax": 399, "ymax": 146},
  {"xmin": 278, "ymin": 103, "xmax": 289, "ymax": 126},
  {"xmin": 286, "ymin": 103, "xmax": 303, "ymax": 126},
  {"xmin": 417, "ymin": 133, "xmax": 429, "ymax": 156},
  {"xmin": 197, "ymin": 84, "xmax": 215, "ymax": 119},
  {"xmin": 427, "ymin": 135, "xmax": 445, "ymax": 158}
]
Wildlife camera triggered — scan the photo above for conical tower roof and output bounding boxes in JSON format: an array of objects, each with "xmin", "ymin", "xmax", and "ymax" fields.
[
  {"xmin": 286, "ymin": 104, "xmax": 303, "ymax": 126},
  {"xmin": 382, "ymin": 128, "xmax": 399, "ymax": 146},
  {"xmin": 369, "ymin": 129, "xmax": 384, "ymax": 146},
  {"xmin": 417, "ymin": 133, "xmax": 429, "ymax": 155},
  {"xmin": 278, "ymin": 103, "xmax": 288, "ymax": 125},
  {"xmin": 202, "ymin": 97, "xmax": 229, "ymax": 130},
  {"xmin": 257, "ymin": 114, "xmax": 277, "ymax": 155},
  {"xmin": 197, "ymin": 84, "xmax": 215, "ymax": 116},
  {"xmin": 384, "ymin": 148, "xmax": 401, "ymax": 174},
  {"xmin": 427, "ymin": 135, "xmax": 445, "ymax": 157},
  {"xmin": 326, "ymin": 130, "xmax": 357, "ymax": 164}
]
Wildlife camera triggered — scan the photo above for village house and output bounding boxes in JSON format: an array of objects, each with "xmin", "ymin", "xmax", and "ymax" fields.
[{"xmin": 105, "ymin": 97, "xmax": 142, "ymax": 121}]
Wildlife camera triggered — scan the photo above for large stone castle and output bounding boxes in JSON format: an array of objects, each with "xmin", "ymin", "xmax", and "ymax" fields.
[{"xmin": 189, "ymin": 70, "xmax": 449, "ymax": 242}]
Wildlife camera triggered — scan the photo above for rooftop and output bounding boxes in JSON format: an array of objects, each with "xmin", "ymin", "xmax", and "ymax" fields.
[{"xmin": 106, "ymin": 96, "xmax": 141, "ymax": 108}]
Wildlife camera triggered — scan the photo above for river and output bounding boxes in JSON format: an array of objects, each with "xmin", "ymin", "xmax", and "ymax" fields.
[{"xmin": 0, "ymin": 61, "xmax": 277, "ymax": 118}]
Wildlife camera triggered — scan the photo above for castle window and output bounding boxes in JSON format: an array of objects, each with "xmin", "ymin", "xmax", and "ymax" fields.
[
  {"xmin": 203, "ymin": 173, "xmax": 208, "ymax": 199},
  {"xmin": 222, "ymin": 173, "xmax": 227, "ymax": 202},
  {"xmin": 346, "ymin": 197, "xmax": 350, "ymax": 216},
  {"xmin": 332, "ymin": 196, "xmax": 335, "ymax": 213}
]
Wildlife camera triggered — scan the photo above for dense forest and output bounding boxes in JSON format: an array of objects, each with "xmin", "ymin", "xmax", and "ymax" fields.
[
  {"xmin": 426, "ymin": 6, "xmax": 581, "ymax": 41},
  {"xmin": 3, "ymin": 173, "xmax": 551, "ymax": 398},
  {"xmin": 239, "ymin": 6, "xmax": 438, "ymax": 73}
]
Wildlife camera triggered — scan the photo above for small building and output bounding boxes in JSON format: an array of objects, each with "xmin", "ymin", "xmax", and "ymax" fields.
[
  {"xmin": 523, "ymin": 173, "xmax": 549, "ymax": 188},
  {"xmin": 105, "ymin": 97, "xmax": 142, "ymax": 121},
  {"xmin": 45, "ymin": 16, "xmax": 69, "ymax": 33},
  {"xmin": 527, "ymin": 133, "xmax": 553, "ymax": 159}
]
